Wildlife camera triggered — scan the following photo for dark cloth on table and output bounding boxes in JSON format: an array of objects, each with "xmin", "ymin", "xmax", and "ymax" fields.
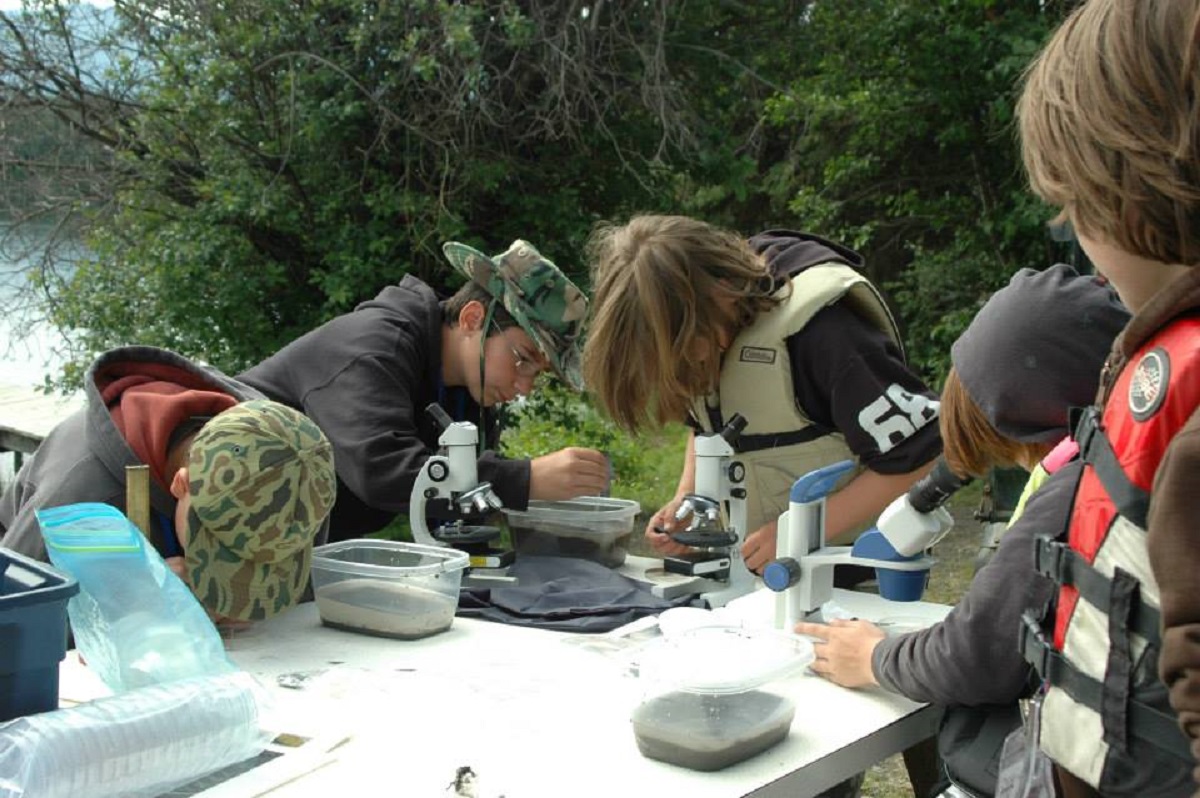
[{"xmin": 456, "ymin": 556, "xmax": 699, "ymax": 633}]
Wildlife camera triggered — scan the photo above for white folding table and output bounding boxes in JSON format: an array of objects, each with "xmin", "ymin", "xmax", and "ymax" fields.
[{"xmin": 58, "ymin": 566, "xmax": 951, "ymax": 798}]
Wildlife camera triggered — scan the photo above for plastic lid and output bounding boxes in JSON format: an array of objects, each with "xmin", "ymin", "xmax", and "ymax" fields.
[
  {"xmin": 633, "ymin": 626, "xmax": 814, "ymax": 695},
  {"xmin": 502, "ymin": 496, "xmax": 639, "ymax": 521},
  {"xmin": 311, "ymin": 539, "xmax": 469, "ymax": 577}
]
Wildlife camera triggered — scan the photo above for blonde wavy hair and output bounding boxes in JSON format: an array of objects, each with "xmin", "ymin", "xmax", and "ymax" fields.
[
  {"xmin": 1018, "ymin": 0, "xmax": 1200, "ymax": 266},
  {"xmin": 582, "ymin": 215, "xmax": 782, "ymax": 433}
]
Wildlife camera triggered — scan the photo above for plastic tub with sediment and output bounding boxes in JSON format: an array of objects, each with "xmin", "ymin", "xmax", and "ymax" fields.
[{"xmin": 310, "ymin": 539, "xmax": 468, "ymax": 640}]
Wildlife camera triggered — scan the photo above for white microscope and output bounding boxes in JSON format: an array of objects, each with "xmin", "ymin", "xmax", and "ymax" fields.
[
  {"xmin": 408, "ymin": 403, "xmax": 513, "ymax": 576},
  {"xmin": 652, "ymin": 413, "xmax": 758, "ymax": 609},
  {"xmin": 763, "ymin": 457, "xmax": 967, "ymax": 629}
]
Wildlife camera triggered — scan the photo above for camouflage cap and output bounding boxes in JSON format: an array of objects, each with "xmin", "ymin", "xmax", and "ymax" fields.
[
  {"xmin": 184, "ymin": 399, "xmax": 336, "ymax": 622},
  {"xmin": 442, "ymin": 240, "xmax": 589, "ymax": 391}
]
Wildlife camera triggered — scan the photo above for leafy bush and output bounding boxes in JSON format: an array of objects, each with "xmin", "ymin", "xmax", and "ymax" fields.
[{"xmin": 500, "ymin": 381, "xmax": 687, "ymax": 519}]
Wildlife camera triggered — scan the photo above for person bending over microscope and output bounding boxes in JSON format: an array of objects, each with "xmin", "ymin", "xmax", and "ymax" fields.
[
  {"xmin": 0, "ymin": 346, "xmax": 337, "ymax": 623},
  {"xmin": 796, "ymin": 265, "xmax": 1133, "ymax": 797},
  {"xmin": 240, "ymin": 239, "xmax": 610, "ymax": 540},
  {"xmin": 582, "ymin": 215, "xmax": 942, "ymax": 576}
]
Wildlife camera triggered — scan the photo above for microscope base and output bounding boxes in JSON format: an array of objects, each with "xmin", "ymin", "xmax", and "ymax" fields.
[
  {"xmin": 663, "ymin": 551, "xmax": 731, "ymax": 578},
  {"xmin": 696, "ymin": 581, "xmax": 757, "ymax": 610}
]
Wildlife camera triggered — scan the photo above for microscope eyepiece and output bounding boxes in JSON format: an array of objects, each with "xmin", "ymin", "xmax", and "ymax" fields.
[
  {"xmin": 426, "ymin": 402, "xmax": 454, "ymax": 431},
  {"xmin": 907, "ymin": 457, "xmax": 971, "ymax": 515},
  {"xmin": 721, "ymin": 414, "xmax": 748, "ymax": 444}
]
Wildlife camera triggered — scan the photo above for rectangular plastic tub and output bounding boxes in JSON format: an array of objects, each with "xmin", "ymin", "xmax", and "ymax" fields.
[
  {"xmin": 0, "ymin": 547, "xmax": 79, "ymax": 721},
  {"xmin": 502, "ymin": 497, "xmax": 640, "ymax": 568},
  {"xmin": 309, "ymin": 540, "xmax": 468, "ymax": 640}
]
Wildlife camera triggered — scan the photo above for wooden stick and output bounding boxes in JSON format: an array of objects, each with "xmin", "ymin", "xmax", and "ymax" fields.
[{"xmin": 125, "ymin": 464, "xmax": 151, "ymax": 539}]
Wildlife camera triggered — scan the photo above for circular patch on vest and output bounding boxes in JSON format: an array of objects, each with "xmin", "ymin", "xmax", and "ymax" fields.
[{"xmin": 1129, "ymin": 347, "xmax": 1169, "ymax": 421}]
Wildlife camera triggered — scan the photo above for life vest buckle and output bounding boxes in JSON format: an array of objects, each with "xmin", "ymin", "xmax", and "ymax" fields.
[
  {"xmin": 1032, "ymin": 536, "xmax": 1068, "ymax": 583},
  {"xmin": 1020, "ymin": 610, "xmax": 1054, "ymax": 681},
  {"xmin": 1072, "ymin": 405, "xmax": 1103, "ymax": 462}
]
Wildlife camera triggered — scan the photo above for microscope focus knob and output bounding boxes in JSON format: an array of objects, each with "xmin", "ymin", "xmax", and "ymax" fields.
[
  {"xmin": 428, "ymin": 460, "xmax": 449, "ymax": 482},
  {"xmin": 762, "ymin": 557, "xmax": 803, "ymax": 593}
]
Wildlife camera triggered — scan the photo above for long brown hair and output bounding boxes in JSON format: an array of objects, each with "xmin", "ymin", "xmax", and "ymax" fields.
[{"xmin": 582, "ymin": 215, "xmax": 781, "ymax": 432}]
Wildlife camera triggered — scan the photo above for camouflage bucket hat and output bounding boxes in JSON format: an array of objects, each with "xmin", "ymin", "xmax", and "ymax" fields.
[
  {"xmin": 442, "ymin": 239, "xmax": 589, "ymax": 391},
  {"xmin": 184, "ymin": 399, "xmax": 336, "ymax": 622}
]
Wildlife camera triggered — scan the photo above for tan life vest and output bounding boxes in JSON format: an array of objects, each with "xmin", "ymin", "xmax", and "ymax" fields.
[{"xmin": 691, "ymin": 263, "xmax": 903, "ymax": 535}]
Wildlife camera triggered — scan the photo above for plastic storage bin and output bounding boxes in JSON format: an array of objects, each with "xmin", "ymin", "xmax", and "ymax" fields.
[
  {"xmin": 0, "ymin": 548, "xmax": 79, "ymax": 722},
  {"xmin": 502, "ymin": 497, "xmax": 640, "ymax": 568},
  {"xmin": 629, "ymin": 624, "xmax": 813, "ymax": 771},
  {"xmin": 310, "ymin": 540, "xmax": 468, "ymax": 640}
]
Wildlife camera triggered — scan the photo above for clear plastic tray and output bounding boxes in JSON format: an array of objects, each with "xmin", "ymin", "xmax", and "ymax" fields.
[{"xmin": 631, "ymin": 625, "xmax": 815, "ymax": 695}]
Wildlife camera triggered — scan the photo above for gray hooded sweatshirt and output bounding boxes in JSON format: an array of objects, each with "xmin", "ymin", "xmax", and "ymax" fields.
[
  {"xmin": 872, "ymin": 264, "xmax": 1130, "ymax": 705},
  {"xmin": 0, "ymin": 346, "xmax": 263, "ymax": 560}
]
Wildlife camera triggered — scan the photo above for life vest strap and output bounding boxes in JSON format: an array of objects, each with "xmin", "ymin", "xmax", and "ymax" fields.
[
  {"xmin": 1033, "ymin": 536, "xmax": 1162, "ymax": 643},
  {"xmin": 1073, "ymin": 406, "xmax": 1151, "ymax": 528},
  {"xmin": 1019, "ymin": 611, "xmax": 1192, "ymax": 763}
]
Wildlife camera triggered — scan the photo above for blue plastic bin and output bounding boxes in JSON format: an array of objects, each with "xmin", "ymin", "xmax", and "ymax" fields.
[{"xmin": 0, "ymin": 547, "xmax": 79, "ymax": 721}]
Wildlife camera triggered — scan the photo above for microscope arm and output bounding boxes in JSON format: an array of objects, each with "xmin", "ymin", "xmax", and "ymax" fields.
[
  {"xmin": 766, "ymin": 459, "xmax": 948, "ymax": 629},
  {"xmin": 408, "ymin": 403, "xmax": 503, "ymax": 549},
  {"xmin": 410, "ymin": 455, "xmax": 453, "ymax": 548}
]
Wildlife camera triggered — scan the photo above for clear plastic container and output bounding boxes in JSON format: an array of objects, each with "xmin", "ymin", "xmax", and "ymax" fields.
[
  {"xmin": 502, "ymin": 497, "xmax": 640, "ymax": 568},
  {"xmin": 0, "ymin": 671, "xmax": 271, "ymax": 798},
  {"xmin": 310, "ymin": 539, "xmax": 468, "ymax": 640},
  {"xmin": 629, "ymin": 625, "xmax": 813, "ymax": 771}
]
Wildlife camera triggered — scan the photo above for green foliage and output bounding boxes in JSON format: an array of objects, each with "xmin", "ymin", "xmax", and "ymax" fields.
[
  {"xmin": 500, "ymin": 381, "xmax": 687, "ymax": 518},
  {"xmin": 2, "ymin": 0, "xmax": 1087, "ymax": 393},
  {"xmin": 747, "ymin": 0, "xmax": 1074, "ymax": 381},
  {"xmin": 27, "ymin": 0, "xmax": 737, "ymax": 378}
]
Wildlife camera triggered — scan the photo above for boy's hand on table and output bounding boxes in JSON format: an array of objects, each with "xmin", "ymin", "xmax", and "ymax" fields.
[{"xmin": 794, "ymin": 619, "xmax": 885, "ymax": 688}]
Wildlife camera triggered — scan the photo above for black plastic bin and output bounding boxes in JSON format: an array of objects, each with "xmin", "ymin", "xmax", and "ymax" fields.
[{"xmin": 0, "ymin": 547, "xmax": 78, "ymax": 721}]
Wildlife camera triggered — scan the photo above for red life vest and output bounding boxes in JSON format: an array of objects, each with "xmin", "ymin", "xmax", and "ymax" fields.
[{"xmin": 1022, "ymin": 315, "xmax": 1199, "ymax": 794}]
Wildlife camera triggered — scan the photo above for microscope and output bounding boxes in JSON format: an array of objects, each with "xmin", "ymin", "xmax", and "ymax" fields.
[
  {"xmin": 656, "ymin": 414, "xmax": 757, "ymax": 609},
  {"xmin": 408, "ymin": 403, "xmax": 513, "ymax": 577},
  {"xmin": 763, "ymin": 457, "xmax": 967, "ymax": 629}
]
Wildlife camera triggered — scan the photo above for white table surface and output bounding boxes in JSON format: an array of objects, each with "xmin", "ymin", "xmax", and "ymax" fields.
[{"xmin": 58, "ymin": 566, "xmax": 951, "ymax": 798}]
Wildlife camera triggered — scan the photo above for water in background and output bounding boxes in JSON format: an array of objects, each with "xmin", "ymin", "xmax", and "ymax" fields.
[
  {"xmin": 0, "ymin": 222, "xmax": 77, "ymax": 484},
  {"xmin": 0, "ymin": 223, "xmax": 71, "ymax": 385}
]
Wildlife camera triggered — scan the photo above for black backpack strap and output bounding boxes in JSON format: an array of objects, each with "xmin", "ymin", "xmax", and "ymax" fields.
[{"xmin": 736, "ymin": 427, "xmax": 832, "ymax": 452}]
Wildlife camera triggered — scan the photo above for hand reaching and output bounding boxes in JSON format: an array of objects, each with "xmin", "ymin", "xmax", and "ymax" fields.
[
  {"xmin": 740, "ymin": 520, "xmax": 780, "ymax": 573},
  {"xmin": 529, "ymin": 447, "xmax": 610, "ymax": 500},
  {"xmin": 644, "ymin": 498, "xmax": 693, "ymax": 557}
]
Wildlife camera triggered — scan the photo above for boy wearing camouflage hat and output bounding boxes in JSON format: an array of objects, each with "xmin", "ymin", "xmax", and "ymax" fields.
[
  {"xmin": 240, "ymin": 239, "xmax": 608, "ymax": 540},
  {"xmin": 0, "ymin": 346, "xmax": 337, "ymax": 621}
]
